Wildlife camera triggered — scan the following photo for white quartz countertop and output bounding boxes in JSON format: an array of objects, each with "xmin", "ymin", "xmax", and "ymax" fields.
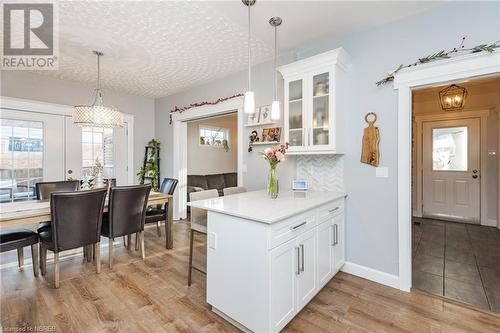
[{"xmin": 188, "ymin": 190, "xmax": 346, "ymax": 224}]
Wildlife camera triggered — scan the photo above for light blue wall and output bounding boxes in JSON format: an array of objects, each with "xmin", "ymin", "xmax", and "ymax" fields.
[{"xmin": 156, "ymin": 1, "xmax": 500, "ymax": 276}]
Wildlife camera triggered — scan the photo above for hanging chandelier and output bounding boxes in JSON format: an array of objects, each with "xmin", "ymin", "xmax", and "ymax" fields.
[
  {"xmin": 73, "ymin": 51, "xmax": 123, "ymax": 128},
  {"xmin": 269, "ymin": 16, "xmax": 282, "ymax": 121},
  {"xmin": 439, "ymin": 84, "xmax": 467, "ymax": 111},
  {"xmin": 242, "ymin": 0, "xmax": 256, "ymax": 114}
]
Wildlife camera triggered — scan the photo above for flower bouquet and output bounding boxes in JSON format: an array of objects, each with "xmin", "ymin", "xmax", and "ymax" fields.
[{"xmin": 262, "ymin": 142, "xmax": 289, "ymax": 198}]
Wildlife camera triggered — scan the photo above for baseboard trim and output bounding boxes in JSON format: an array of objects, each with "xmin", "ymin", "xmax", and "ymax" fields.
[
  {"xmin": 341, "ymin": 261, "xmax": 400, "ymax": 290},
  {"xmin": 483, "ymin": 218, "xmax": 498, "ymax": 227}
]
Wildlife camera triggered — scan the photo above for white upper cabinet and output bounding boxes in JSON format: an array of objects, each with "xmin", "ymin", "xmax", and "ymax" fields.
[{"xmin": 278, "ymin": 47, "xmax": 351, "ymax": 155}]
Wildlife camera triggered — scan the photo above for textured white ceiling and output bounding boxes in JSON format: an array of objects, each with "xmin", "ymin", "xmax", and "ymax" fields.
[{"xmin": 29, "ymin": 1, "xmax": 441, "ymax": 98}]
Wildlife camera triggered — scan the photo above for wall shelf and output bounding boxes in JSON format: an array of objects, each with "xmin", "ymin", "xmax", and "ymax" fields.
[
  {"xmin": 250, "ymin": 141, "xmax": 281, "ymax": 146},
  {"xmin": 244, "ymin": 121, "xmax": 276, "ymax": 127}
]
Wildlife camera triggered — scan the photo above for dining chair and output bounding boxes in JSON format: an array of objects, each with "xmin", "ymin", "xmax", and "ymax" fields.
[
  {"xmin": 0, "ymin": 228, "xmax": 39, "ymax": 277},
  {"xmin": 145, "ymin": 178, "xmax": 178, "ymax": 237},
  {"xmin": 35, "ymin": 180, "xmax": 81, "ymax": 233},
  {"xmin": 223, "ymin": 186, "xmax": 247, "ymax": 196},
  {"xmin": 188, "ymin": 189, "xmax": 219, "ymax": 286},
  {"xmin": 101, "ymin": 185, "xmax": 151, "ymax": 268},
  {"xmin": 38, "ymin": 188, "xmax": 107, "ymax": 288}
]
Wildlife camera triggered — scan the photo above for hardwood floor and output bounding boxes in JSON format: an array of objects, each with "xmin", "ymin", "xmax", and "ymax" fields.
[{"xmin": 1, "ymin": 220, "xmax": 500, "ymax": 332}]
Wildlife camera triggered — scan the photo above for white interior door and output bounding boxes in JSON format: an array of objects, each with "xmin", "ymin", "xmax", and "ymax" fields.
[
  {"xmin": 422, "ymin": 118, "xmax": 480, "ymax": 223},
  {"xmin": 65, "ymin": 116, "xmax": 82, "ymax": 181},
  {"xmin": 0, "ymin": 109, "xmax": 65, "ymax": 202}
]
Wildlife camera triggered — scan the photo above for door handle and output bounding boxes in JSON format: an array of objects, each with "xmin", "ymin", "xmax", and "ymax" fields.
[
  {"xmin": 331, "ymin": 225, "xmax": 335, "ymax": 246},
  {"xmin": 334, "ymin": 224, "xmax": 338, "ymax": 245},
  {"xmin": 472, "ymin": 175, "xmax": 478, "ymax": 179},
  {"xmin": 296, "ymin": 246, "xmax": 300, "ymax": 275},
  {"xmin": 290, "ymin": 221, "xmax": 307, "ymax": 230},
  {"xmin": 67, "ymin": 169, "xmax": 73, "ymax": 174},
  {"xmin": 328, "ymin": 207, "xmax": 339, "ymax": 213},
  {"xmin": 300, "ymin": 244, "xmax": 305, "ymax": 272}
]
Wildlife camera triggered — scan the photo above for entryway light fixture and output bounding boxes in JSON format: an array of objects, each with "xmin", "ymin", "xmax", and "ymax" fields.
[
  {"xmin": 439, "ymin": 84, "xmax": 467, "ymax": 111},
  {"xmin": 269, "ymin": 16, "xmax": 282, "ymax": 121},
  {"xmin": 242, "ymin": 0, "xmax": 256, "ymax": 114},
  {"xmin": 73, "ymin": 51, "xmax": 123, "ymax": 128}
]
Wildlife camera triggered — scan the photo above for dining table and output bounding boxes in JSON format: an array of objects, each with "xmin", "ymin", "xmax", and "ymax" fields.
[{"xmin": 0, "ymin": 191, "xmax": 175, "ymax": 249}]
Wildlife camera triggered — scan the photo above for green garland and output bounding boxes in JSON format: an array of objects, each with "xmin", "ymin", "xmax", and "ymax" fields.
[{"xmin": 376, "ymin": 37, "xmax": 500, "ymax": 86}]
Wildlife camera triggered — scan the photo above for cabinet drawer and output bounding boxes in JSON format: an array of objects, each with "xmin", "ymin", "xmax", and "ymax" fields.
[
  {"xmin": 317, "ymin": 199, "xmax": 344, "ymax": 222},
  {"xmin": 268, "ymin": 213, "xmax": 316, "ymax": 250}
]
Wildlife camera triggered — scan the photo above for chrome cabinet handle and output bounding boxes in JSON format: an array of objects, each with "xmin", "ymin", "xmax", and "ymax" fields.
[
  {"xmin": 331, "ymin": 225, "xmax": 335, "ymax": 246},
  {"xmin": 300, "ymin": 244, "xmax": 305, "ymax": 272},
  {"xmin": 290, "ymin": 221, "xmax": 307, "ymax": 230},
  {"xmin": 328, "ymin": 207, "xmax": 339, "ymax": 213},
  {"xmin": 296, "ymin": 247, "xmax": 300, "ymax": 275},
  {"xmin": 334, "ymin": 224, "xmax": 338, "ymax": 245}
]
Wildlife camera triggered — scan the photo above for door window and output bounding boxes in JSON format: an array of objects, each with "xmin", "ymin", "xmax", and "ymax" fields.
[
  {"xmin": 432, "ymin": 126, "xmax": 467, "ymax": 171},
  {"xmin": 0, "ymin": 119, "xmax": 43, "ymax": 202},
  {"xmin": 82, "ymin": 127, "xmax": 114, "ymax": 178}
]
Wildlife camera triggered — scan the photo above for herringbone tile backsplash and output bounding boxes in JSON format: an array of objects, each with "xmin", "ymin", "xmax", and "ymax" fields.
[{"xmin": 295, "ymin": 155, "xmax": 344, "ymax": 192}]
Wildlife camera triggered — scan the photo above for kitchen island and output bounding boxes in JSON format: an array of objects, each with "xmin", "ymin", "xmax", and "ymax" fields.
[{"xmin": 188, "ymin": 190, "xmax": 346, "ymax": 333}]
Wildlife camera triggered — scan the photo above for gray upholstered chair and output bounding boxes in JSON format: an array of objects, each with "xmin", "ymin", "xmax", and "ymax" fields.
[
  {"xmin": 188, "ymin": 189, "xmax": 219, "ymax": 286},
  {"xmin": 223, "ymin": 186, "xmax": 247, "ymax": 196}
]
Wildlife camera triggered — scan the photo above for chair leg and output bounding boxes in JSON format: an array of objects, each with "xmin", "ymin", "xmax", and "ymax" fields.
[
  {"xmin": 108, "ymin": 238, "xmax": 113, "ymax": 269},
  {"xmin": 139, "ymin": 231, "xmax": 145, "ymax": 260},
  {"xmin": 31, "ymin": 244, "xmax": 39, "ymax": 277},
  {"xmin": 83, "ymin": 246, "xmax": 87, "ymax": 260},
  {"xmin": 95, "ymin": 242, "xmax": 101, "ymax": 274},
  {"xmin": 135, "ymin": 232, "xmax": 139, "ymax": 251},
  {"xmin": 40, "ymin": 244, "xmax": 47, "ymax": 276},
  {"xmin": 17, "ymin": 248, "xmax": 24, "ymax": 268},
  {"xmin": 87, "ymin": 245, "xmax": 93, "ymax": 263},
  {"xmin": 127, "ymin": 234, "xmax": 131, "ymax": 250},
  {"xmin": 156, "ymin": 221, "xmax": 161, "ymax": 237},
  {"xmin": 123, "ymin": 236, "xmax": 127, "ymax": 248},
  {"xmin": 188, "ymin": 229, "xmax": 194, "ymax": 286},
  {"xmin": 53, "ymin": 253, "xmax": 60, "ymax": 288}
]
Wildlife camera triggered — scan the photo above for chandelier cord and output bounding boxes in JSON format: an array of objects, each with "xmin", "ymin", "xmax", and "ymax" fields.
[
  {"xmin": 247, "ymin": 3, "xmax": 251, "ymax": 92},
  {"xmin": 273, "ymin": 25, "xmax": 277, "ymax": 101}
]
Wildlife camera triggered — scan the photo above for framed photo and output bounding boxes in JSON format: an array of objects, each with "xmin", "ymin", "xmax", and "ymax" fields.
[
  {"xmin": 246, "ymin": 107, "xmax": 260, "ymax": 125},
  {"xmin": 261, "ymin": 127, "xmax": 281, "ymax": 142},
  {"xmin": 258, "ymin": 105, "xmax": 272, "ymax": 123}
]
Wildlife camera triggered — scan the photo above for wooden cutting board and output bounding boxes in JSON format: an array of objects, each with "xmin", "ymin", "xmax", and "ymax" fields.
[{"xmin": 361, "ymin": 112, "xmax": 380, "ymax": 167}]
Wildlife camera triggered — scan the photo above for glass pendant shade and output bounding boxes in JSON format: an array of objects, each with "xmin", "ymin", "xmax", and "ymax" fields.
[
  {"xmin": 271, "ymin": 100, "xmax": 280, "ymax": 120},
  {"xmin": 73, "ymin": 100, "xmax": 123, "ymax": 128},
  {"xmin": 244, "ymin": 91, "xmax": 255, "ymax": 114},
  {"xmin": 73, "ymin": 51, "xmax": 123, "ymax": 128}
]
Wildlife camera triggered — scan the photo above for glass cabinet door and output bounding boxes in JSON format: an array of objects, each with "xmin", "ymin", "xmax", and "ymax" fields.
[
  {"xmin": 311, "ymin": 72, "xmax": 329, "ymax": 146},
  {"xmin": 288, "ymin": 79, "xmax": 303, "ymax": 147}
]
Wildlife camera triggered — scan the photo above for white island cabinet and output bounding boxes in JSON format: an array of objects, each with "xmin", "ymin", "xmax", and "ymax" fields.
[{"xmin": 188, "ymin": 190, "xmax": 346, "ymax": 333}]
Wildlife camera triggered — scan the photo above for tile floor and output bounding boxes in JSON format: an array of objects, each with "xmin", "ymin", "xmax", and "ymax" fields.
[{"xmin": 412, "ymin": 217, "xmax": 500, "ymax": 314}]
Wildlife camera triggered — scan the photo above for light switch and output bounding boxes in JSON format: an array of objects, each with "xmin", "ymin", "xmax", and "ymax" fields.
[
  {"xmin": 376, "ymin": 167, "xmax": 389, "ymax": 178},
  {"xmin": 208, "ymin": 232, "xmax": 217, "ymax": 249}
]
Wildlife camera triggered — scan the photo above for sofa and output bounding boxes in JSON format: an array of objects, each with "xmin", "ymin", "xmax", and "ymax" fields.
[{"xmin": 187, "ymin": 172, "xmax": 237, "ymax": 202}]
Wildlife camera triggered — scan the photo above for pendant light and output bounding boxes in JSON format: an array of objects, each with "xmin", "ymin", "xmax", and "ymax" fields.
[
  {"xmin": 73, "ymin": 51, "xmax": 123, "ymax": 128},
  {"xmin": 269, "ymin": 16, "xmax": 282, "ymax": 120},
  {"xmin": 242, "ymin": 0, "xmax": 256, "ymax": 114}
]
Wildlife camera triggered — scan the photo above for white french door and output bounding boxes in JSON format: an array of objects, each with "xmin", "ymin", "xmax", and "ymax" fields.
[
  {"xmin": 1, "ymin": 107, "xmax": 131, "ymax": 203},
  {"xmin": 422, "ymin": 118, "xmax": 481, "ymax": 223},
  {"xmin": 0, "ymin": 109, "xmax": 65, "ymax": 202}
]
